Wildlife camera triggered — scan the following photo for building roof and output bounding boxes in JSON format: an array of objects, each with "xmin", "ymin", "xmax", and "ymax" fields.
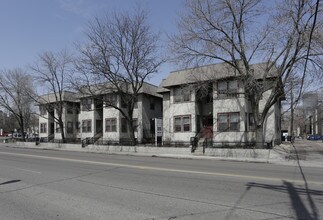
[
  {"xmin": 39, "ymin": 82, "xmax": 162, "ymax": 103},
  {"xmin": 38, "ymin": 91, "xmax": 80, "ymax": 104},
  {"xmin": 158, "ymin": 62, "xmax": 278, "ymax": 92}
]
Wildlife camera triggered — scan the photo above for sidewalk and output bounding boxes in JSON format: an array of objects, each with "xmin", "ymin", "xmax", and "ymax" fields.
[{"xmin": 1, "ymin": 140, "xmax": 323, "ymax": 168}]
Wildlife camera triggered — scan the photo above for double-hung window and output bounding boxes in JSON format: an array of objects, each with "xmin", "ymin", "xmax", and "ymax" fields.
[
  {"xmin": 174, "ymin": 115, "xmax": 191, "ymax": 132},
  {"xmin": 40, "ymin": 123, "xmax": 47, "ymax": 133},
  {"xmin": 174, "ymin": 87, "xmax": 190, "ymax": 103},
  {"xmin": 81, "ymin": 98, "xmax": 92, "ymax": 111},
  {"xmin": 217, "ymin": 112, "xmax": 240, "ymax": 132},
  {"xmin": 105, "ymin": 118, "xmax": 117, "ymax": 132},
  {"xmin": 82, "ymin": 120, "xmax": 92, "ymax": 133},
  {"xmin": 217, "ymin": 80, "xmax": 238, "ymax": 98}
]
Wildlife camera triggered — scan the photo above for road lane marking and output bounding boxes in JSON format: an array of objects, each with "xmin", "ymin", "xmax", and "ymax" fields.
[
  {"xmin": 0, "ymin": 151, "xmax": 322, "ymax": 185},
  {"xmin": 14, "ymin": 168, "xmax": 42, "ymax": 174}
]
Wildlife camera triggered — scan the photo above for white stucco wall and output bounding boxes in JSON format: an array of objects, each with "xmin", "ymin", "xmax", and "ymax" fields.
[{"xmin": 163, "ymin": 88, "xmax": 196, "ymax": 143}]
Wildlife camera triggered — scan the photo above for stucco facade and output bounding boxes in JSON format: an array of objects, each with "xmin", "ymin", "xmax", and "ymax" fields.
[
  {"xmin": 158, "ymin": 63, "xmax": 282, "ymax": 147},
  {"xmin": 38, "ymin": 83, "xmax": 162, "ymax": 144}
]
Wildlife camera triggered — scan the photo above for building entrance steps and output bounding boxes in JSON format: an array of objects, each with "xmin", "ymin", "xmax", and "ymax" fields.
[{"xmin": 192, "ymin": 138, "xmax": 205, "ymax": 155}]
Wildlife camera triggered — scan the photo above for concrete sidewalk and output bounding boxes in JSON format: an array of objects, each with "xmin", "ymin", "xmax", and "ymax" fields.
[{"xmin": 1, "ymin": 140, "xmax": 323, "ymax": 168}]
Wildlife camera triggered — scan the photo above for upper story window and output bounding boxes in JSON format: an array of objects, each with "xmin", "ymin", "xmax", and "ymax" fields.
[
  {"xmin": 174, "ymin": 87, "xmax": 190, "ymax": 103},
  {"xmin": 121, "ymin": 96, "xmax": 138, "ymax": 109},
  {"xmin": 105, "ymin": 94, "xmax": 117, "ymax": 108},
  {"xmin": 39, "ymin": 105, "xmax": 47, "ymax": 115},
  {"xmin": 81, "ymin": 98, "xmax": 92, "ymax": 111},
  {"xmin": 217, "ymin": 80, "xmax": 238, "ymax": 98},
  {"xmin": 66, "ymin": 103, "xmax": 74, "ymax": 114}
]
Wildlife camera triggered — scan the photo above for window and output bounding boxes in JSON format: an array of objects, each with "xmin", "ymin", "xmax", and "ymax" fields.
[
  {"xmin": 174, "ymin": 87, "xmax": 190, "ymax": 103},
  {"xmin": 120, "ymin": 118, "xmax": 138, "ymax": 133},
  {"xmin": 40, "ymin": 123, "xmax": 47, "ymax": 133},
  {"xmin": 249, "ymin": 113, "xmax": 256, "ymax": 131},
  {"xmin": 39, "ymin": 106, "xmax": 46, "ymax": 115},
  {"xmin": 121, "ymin": 96, "xmax": 138, "ymax": 109},
  {"xmin": 105, "ymin": 94, "xmax": 117, "ymax": 107},
  {"xmin": 174, "ymin": 115, "xmax": 191, "ymax": 132},
  {"xmin": 217, "ymin": 112, "xmax": 240, "ymax": 132},
  {"xmin": 81, "ymin": 98, "xmax": 92, "ymax": 111},
  {"xmin": 121, "ymin": 118, "xmax": 127, "ymax": 133},
  {"xmin": 66, "ymin": 103, "xmax": 73, "ymax": 114},
  {"xmin": 217, "ymin": 80, "xmax": 238, "ymax": 98},
  {"xmin": 56, "ymin": 123, "xmax": 61, "ymax": 133},
  {"xmin": 82, "ymin": 120, "xmax": 92, "ymax": 133},
  {"xmin": 105, "ymin": 118, "xmax": 117, "ymax": 132}
]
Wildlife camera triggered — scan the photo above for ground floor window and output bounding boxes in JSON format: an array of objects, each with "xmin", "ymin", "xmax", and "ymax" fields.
[
  {"xmin": 174, "ymin": 115, "xmax": 191, "ymax": 132},
  {"xmin": 40, "ymin": 123, "xmax": 47, "ymax": 133},
  {"xmin": 121, "ymin": 118, "xmax": 138, "ymax": 133},
  {"xmin": 82, "ymin": 120, "xmax": 92, "ymax": 133},
  {"xmin": 105, "ymin": 118, "xmax": 117, "ymax": 132},
  {"xmin": 218, "ymin": 112, "xmax": 240, "ymax": 132}
]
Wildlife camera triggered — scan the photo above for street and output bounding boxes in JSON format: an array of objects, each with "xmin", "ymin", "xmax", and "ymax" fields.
[{"xmin": 0, "ymin": 145, "xmax": 322, "ymax": 220}]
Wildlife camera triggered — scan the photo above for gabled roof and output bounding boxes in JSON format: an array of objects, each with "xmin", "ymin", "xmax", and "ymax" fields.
[{"xmin": 158, "ymin": 62, "xmax": 278, "ymax": 92}]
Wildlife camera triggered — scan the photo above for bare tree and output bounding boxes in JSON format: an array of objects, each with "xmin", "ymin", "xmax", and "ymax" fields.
[
  {"xmin": 0, "ymin": 68, "xmax": 35, "ymax": 141},
  {"xmin": 73, "ymin": 9, "xmax": 163, "ymax": 145},
  {"xmin": 31, "ymin": 50, "xmax": 74, "ymax": 143},
  {"xmin": 171, "ymin": 0, "xmax": 323, "ymax": 145}
]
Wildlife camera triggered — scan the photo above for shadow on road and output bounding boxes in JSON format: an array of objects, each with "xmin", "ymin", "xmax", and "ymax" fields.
[
  {"xmin": 0, "ymin": 179, "xmax": 21, "ymax": 186},
  {"xmin": 243, "ymin": 143, "xmax": 321, "ymax": 220}
]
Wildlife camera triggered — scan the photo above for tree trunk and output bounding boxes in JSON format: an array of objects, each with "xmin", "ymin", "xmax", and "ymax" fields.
[
  {"xmin": 127, "ymin": 121, "xmax": 136, "ymax": 146},
  {"xmin": 59, "ymin": 120, "xmax": 66, "ymax": 143},
  {"xmin": 20, "ymin": 116, "xmax": 26, "ymax": 142}
]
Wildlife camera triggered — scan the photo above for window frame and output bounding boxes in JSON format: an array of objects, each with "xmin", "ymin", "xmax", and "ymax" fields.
[
  {"xmin": 217, "ymin": 80, "xmax": 239, "ymax": 98},
  {"xmin": 217, "ymin": 112, "xmax": 240, "ymax": 132},
  {"xmin": 173, "ymin": 87, "xmax": 191, "ymax": 103},
  {"xmin": 173, "ymin": 115, "xmax": 191, "ymax": 132},
  {"xmin": 40, "ymin": 123, "xmax": 47, "ymax": 133},
  {"xmin": 105, "ymin": 118, "xmax": 117, "ymax": 132},
  {"xmin": 81, "ymin": 98, "xmax": 92, "ymax": 111},
  {"xmin": 82, "ymin": 119, "xmax": 92, "ymax": 133}
]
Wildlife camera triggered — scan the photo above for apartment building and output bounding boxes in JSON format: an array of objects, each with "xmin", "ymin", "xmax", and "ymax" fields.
[
  {"xmin": 38, "ymin": 83, "xmax": 162, "ymax": 144},
  {"xmin": 157, "ymin": 62, "xmax": 282, "ymax": 147}
]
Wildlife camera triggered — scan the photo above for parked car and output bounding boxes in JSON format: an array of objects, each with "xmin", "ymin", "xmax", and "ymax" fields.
[{"xmin": 307, "ymin": 135, "xmax": 323, "ymax": 140}]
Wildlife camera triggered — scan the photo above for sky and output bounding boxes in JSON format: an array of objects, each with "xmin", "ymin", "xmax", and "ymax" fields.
[{"xmin": 0, "ymin": 0, "xmax": 185, "ymax": 86}]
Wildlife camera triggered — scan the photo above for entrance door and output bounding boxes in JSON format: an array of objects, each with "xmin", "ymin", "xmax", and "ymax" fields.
[{"xmin": 201, "ymin": 116, "xmax": 213, "ymax": 138}]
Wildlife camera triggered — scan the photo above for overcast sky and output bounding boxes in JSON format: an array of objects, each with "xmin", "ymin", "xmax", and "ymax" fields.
[{"xmin": 0, "ymin": 0, "xmax": 185, "ymax": 85}]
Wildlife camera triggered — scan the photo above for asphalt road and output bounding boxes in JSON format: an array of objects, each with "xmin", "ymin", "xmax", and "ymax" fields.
[{"xmin": 0, "ymin": 145, "xmax": 322, "ymax": 220}]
